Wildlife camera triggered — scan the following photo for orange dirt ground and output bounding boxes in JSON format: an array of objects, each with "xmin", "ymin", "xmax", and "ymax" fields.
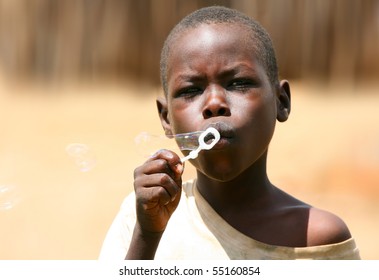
[{"xmin": 0, "ymin": 80, "xmax": 378, "ymax": 259}]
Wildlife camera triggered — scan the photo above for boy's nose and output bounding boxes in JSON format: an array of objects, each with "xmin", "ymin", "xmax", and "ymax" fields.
[{"xmin": 202, "ymin": 86, "xmax": 231, "ymax": 119}]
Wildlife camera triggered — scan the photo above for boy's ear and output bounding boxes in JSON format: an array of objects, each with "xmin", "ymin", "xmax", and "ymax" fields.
[
  {"xmin": 156, "ymin": 96, "xmax": 173, "ymax": 136},
  {"xmin": 276, "ymin": 80, "xmax": 291, "ymax": 122}
]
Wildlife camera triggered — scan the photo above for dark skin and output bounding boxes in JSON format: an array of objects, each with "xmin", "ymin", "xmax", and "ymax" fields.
[{"xmin": 126, "ymin": 23, "xmax": 351, "ymax": 260}]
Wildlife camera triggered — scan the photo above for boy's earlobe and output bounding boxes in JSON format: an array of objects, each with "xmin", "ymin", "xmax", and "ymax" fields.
[
  {"xmin": 156, "ymin": 96, "xmax": 173, "ymax": 136},
  {"xmin": 276, "ymin": 80, "xmax": 291, "ymax": 122}
]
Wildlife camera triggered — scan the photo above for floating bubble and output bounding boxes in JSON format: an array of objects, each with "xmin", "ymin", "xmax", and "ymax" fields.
[
  {"xmin": 0, "ymin": 184, "xmax": 21, "ymax": 211},
  {"xmin": 65, "ymin": 143, "xmax": 96, "ymax": 172},
  {"xmin": 134, "ymin": 132, "xmax": 172, "ymax": 158}
]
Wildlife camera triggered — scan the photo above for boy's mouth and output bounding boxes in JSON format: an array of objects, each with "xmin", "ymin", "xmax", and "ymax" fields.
[
  {"xmin": 206, "ymin": 122, "xmax": 235, "ymax": 137},
  {"xmin": 204, "ymin": 122, "xmax": 236, "ymax": 144}
]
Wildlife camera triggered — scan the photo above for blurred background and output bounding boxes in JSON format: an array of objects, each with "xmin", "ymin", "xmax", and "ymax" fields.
[{"xmin": 0, "ymin": 0, "xmax": 378, "ymax": 259}]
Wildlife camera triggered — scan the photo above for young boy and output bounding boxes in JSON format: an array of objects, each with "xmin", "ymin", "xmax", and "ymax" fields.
[{"xmin": 100, "ymin": 6, "xmax": 360, "ymax": 260}]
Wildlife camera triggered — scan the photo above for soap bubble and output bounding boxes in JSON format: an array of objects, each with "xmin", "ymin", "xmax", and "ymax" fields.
[
  {"xmin": 170, "ymin": 131, "xmax": 203, "ymax": 151},
  {"xmin": 134, "ymin": 131, "xmax": 203, "ymax": 158},
  {"xmin": 65, "ymin": 143, "xmax": 96, "ymax": 172},
  {"xmin": 134, "ymin": 132, "xmax": 171, "ymax": 157},
  {"xmin": 0, "ymin": 184, "xmax": 21, "ymax": 211}
]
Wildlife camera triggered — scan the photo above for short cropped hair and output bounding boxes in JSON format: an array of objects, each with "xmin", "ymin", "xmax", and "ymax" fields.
[{"xmin": 160, "ymin": 6, "xmax": 279, "ymax": 95}]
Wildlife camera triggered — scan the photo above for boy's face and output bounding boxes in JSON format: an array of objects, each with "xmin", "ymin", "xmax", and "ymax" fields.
[{"xmin": 158, "ymin": 23, "xmax": 290, "ymax": 181}]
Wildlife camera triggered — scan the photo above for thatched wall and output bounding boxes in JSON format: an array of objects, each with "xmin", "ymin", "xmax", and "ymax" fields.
[{"xmin": 0, "ymin": 0, "xmax": 378, "ymax": 87}]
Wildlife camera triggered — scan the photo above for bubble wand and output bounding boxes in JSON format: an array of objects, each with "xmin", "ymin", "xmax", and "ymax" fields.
[{"xmin": 180, "ymin": 127, "xmax": 220, "ymax": 162}]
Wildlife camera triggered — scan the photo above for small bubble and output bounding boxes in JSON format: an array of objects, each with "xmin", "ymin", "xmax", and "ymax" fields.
[
  {"xmin": 134, "ymin": 132, "xmax": 172, "ymax": 157},
  {"xmin": 66, "ymin": 143, "xmax": 97, "ymax": 172},
  {"xmin": 0, "ymin": 184, "xmax": 21, "ymax": 211}
]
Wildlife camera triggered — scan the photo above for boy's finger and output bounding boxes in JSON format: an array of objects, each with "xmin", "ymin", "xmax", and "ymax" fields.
[
  {"xmin": 148, "ymin": 149, "xmax": 183, "ymax": 178},
  {"xmin": 136, "ymin": 185, "xmax": 173, "ymax": 207},
  {"xmin": 138, "ymin": 158, "xmax": 175, "ymax": 177},
  {"xmin": 134, "ymin": 173, "xmax": 181, "ymax": 202}
]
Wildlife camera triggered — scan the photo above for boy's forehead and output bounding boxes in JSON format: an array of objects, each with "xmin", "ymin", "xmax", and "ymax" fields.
[
  {"xmin": 170, "ymin": 23, "xmax": 255, "ymax": 57},
  {"xmin": 168, "ymin": 23, "xmax": 257, "ymax": 63}
]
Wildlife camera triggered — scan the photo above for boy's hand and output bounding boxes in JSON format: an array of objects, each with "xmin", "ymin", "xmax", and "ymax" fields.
[{"xmin": 133, "ymin": 149, "xmax": 183, "ymax": 234}]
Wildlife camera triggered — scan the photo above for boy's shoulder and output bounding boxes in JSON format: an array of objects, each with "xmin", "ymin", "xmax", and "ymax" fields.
[
  {"xmin": 306, "ymin": 206, "xmax": 352, "ymax": 246},
  {"xmin": 269, "ymin": 187, "xmax": 352, "ymax": 247}
]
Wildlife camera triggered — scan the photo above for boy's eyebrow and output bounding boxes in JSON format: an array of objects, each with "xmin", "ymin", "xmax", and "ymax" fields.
[
  {"xmin": 172, "ymin": 63, "xmax": 259, "ymax": 83},
  {"xmin": 173, "ymin": 73, "xmax": 205, "ymax": 84}
]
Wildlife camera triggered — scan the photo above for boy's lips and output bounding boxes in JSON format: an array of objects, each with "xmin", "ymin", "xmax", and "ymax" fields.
[
  {"xmin": 203, "ymin": 122, "xmax": 236, "ymax": 148},
  {"xmin": 206, "ymin": 122, "xmax": 235, "ymax": 138}
]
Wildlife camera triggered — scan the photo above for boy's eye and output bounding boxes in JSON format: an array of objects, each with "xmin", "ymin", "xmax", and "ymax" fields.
[
  {"xmin": 176, "ymin": 87, "xmax": 203, "ymax": 98},
  {"xmin": 227, "ymin": 79, "xmax": 254, "ymax": 91}
]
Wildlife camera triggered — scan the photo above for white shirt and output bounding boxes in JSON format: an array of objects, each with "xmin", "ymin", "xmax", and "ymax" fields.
[{"xmin": 99, "ymin": 180, "xmax": 360, "ymax": 260}]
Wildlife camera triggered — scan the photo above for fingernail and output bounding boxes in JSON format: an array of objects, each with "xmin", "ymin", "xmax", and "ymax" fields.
[{"xmin": 175, "ymin": 163, "xmax": 184, "ymax": 175}]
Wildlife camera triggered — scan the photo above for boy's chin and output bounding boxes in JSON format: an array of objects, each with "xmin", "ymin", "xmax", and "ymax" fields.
[{"xmin": 196, "ymin": 163, "xmax": 243, "ymax": 183}]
